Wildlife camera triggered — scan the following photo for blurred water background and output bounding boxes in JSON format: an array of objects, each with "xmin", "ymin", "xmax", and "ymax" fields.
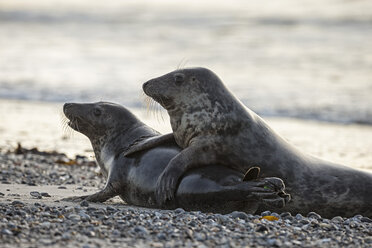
[{"xmin": 1, "ymin": 0, "xmax": 372, "ymax": 124}]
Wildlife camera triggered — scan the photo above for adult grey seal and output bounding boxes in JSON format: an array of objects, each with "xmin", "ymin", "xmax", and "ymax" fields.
[
  {"xmin": 62, "ymin": 101, "xmax": 289, "ymax": 213},
  {"xmin": 125, "ymin": 67, "xmax": 372, "ymax": 218}
]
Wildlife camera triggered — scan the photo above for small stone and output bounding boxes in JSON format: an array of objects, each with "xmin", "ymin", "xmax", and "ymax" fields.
[
  {"xmin": 230, "ymin": 211, "xmax": 248, "ymax": 220},
  {"xmin": 112, "ymin": 229, "xmax": 120, "ymax": 236},
  {"xmin": 331, "ymin": 216, "xmax": 343, "ymax": 223},
  {"xmin": 255, "ymin": 225, "xmax": 269, "ymax": 232},
  {"xmin": 7, "ymin": 222, "xmax": 16, "ymax": 229},
  {"xmin": 267, "ymin": 238, "xmax": 282, "ymax": 246},
  {"xmin": 68, "ymin": 214, "xmax": 81, "ymax": 221},
  {"xmin": 11, "ymin": 200, "xmax": 24, "ymax": 206},
  {"xmin": 156, "ymin": 233, "xmax": 167, "ymax": 241},
  {"xmin": 41, "ymin": 192, "xmax": 51, "ymax": 197},
  {"xmin": 215, "ymin": 214, "xmax": 230, "ymax": 224},
  {"xmin": 106, "ymin": 206, "xmax": 117, "ymax": 212},
  {"xmin": 300, "ymin": 219, "xmax": 310, "ymax": 225},
  {"xmin": 295, "ymin": 213, "xmax": 304, "ymax": 220},
  {"xmin": 80, "ymin": 200, "xmax": 89, "ymax": 207},
  {"xmin": 58, "ymin": 186, "xmax": 67, "ymax": 189},
  {"xmin": 194, "ymin": 232, "xmax": 206, "ymax": 241},
  {"xmin": 261, "ymin": 211, "xmax": 271, "ymax": 216},
  {"xmin": 86, "ymin": 231, "xmax": 95, "ymax": 237},
  {"xmin": 79, "ymin": 212, "xmax": 91, "ymax": 221},
  {"xmin": 175, "ymin": 208, "xmax": 185, "ymax": 214},
  {"xmin": 319, "ymin": 223, "xmax": 332, "ymax": 229},
  {"xmin": 349, "ymin": 221, "xmax": 359, "ymax": 228},
  {"xmin": 64, "ymin": 206, "xmax": 74, "ymax": 213},
  {"xmin": 2, "ymin": 229, "xmax": 13, "ymax": 235},
  {"xmin": 41, "ymin": 221, "xmax": 51, "ymax": 228},
  {"xmin": 61, "ymin": 233, "xmax": 71, "ymax": 240},
  {"xmin": 307, "ymin": 212, "xmax": 322, "ymax": 220},
  {"xmin": 30, "ymin": 191, "xmax": 42, "ymax": 199},
  {"xmin": 134, "ymin": 226, "xmax": 148, "ymax": 235},
  {"xmin": 361, "ymin": 217, "xmax": 372, "ymax": 223}
]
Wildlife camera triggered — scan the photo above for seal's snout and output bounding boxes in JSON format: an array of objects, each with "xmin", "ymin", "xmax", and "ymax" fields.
[
  {"xmin": 63, "ymin": 103, "xmax": 74, "ymax": 114},
  {"xmin": 142, "ymin": 81, "xmax": 150, "ymax": 92}
]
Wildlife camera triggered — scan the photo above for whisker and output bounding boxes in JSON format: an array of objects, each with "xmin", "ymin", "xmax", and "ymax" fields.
[
  {"xmin": 177, "ymin": 58, "xmax": 189, "ymax": 70},
  {"xmin": 59, "ymin": 111, "xmax": 74, "ymax": 138}
]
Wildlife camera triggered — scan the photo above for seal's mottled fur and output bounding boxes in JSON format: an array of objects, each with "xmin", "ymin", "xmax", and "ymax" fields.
[{"xmin": 126, "ymin": 67, "xmax": 372, "ymax": 218}]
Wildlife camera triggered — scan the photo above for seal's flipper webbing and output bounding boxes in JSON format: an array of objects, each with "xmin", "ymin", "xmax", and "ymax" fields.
[
  {"xmin": 124, "ymin": 133, "xmax": 175, "ymax": 156},
  {"xmin": 243, "ymin": 167, "xmax": 260, "ymax": 181}
]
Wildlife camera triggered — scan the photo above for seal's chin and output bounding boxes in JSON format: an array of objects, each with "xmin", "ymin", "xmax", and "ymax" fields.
[{"xmin": 151, "ymin": 95, "xmax": 174, "ymax": 110}]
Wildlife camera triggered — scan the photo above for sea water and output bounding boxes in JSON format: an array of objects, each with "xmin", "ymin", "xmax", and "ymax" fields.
[{"xmin": 0, "ymin": 0, "xmax": 371, "ymax": 124}]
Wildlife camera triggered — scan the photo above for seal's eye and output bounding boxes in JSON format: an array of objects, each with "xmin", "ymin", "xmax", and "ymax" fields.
[
  {"xmin": 93, "ymin": 108, "xmax": 102, "ymax": 117},
  {"xmin": 174, "ymin": 73, "xmax": 185, "ymax": 85}
]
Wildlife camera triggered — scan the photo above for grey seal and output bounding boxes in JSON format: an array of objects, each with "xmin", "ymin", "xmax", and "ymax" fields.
[
  {"xmin": 125, "ymin": 67, "xmax": 372, "ymax": 218},
  {"xmin": 62, "ymin": 101, "xmax": 289, "ymax": 213}
]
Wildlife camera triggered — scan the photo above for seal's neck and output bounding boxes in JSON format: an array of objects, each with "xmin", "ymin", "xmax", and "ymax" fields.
[
  {"xmin": 167, "ymin": 92, "xmax": 253, "ymax": 148},
  {"xmin": 91, "ymin": 124, "xmax": 160, "ymax": 177}
]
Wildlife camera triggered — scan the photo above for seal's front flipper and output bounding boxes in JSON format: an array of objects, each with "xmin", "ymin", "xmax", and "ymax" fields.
[
  {"xmin": 243, "ymin": 167, "xmax": 261, "ymax": 181},
  {"xmin": 62, "ymin": 184, "xmax": 118, "ymax": 203},
  {"xmin": 124, "ymin": 133, "xmax": 175, "ymax": 156}
]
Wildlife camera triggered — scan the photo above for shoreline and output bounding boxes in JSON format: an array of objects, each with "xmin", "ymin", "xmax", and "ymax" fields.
[{"xmin": 1, "ymin": 98, "xmax": 371, "ymax": 171}]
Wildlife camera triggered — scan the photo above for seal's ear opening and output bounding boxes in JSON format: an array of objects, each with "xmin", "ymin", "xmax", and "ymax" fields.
[{"xmin": 243, "ymin": 166, "xmax": 260, "ymax": 181}]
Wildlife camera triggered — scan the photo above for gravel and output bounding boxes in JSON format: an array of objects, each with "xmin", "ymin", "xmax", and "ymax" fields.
[{"xmin": 1, "ymin": 148, "xmax": 372, "ymax": 247}]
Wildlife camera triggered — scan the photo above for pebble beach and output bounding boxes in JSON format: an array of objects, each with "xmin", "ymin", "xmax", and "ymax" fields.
[
  {"xmin": 1, "ymin": 99, "xmax": 372, "ymax": 247},
  {"xmin": 1, "ymin": 151, "xmax": 372, "ymax": 248}
]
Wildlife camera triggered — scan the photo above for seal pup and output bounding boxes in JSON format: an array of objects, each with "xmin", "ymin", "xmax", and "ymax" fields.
[
  {"xmin": 62, "ymin": 101, "xmax": 289, "ymax": 213},
  {"xmin": 125, "ymin": 67, "xmax": 372, "ymax": 218}
]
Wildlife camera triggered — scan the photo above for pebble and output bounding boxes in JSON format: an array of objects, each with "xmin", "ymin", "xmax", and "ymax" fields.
[
  {"xmin": 361, "ymin": 217, "xmax": 372, "ymax": 223},
  {"xmin": 2, "ymin": 229, "xmax": 13, "ymax": 235},
  {"xmin": 41, "ymin": 192, "xmax": 51, "ymax": 197},
  {"xmin": 30, "ymin": 191, "xmax": 42, "ymax": 199},
  {"xmin": 331, "ymin": 216, "xmax": 343, "ymax": 223},
  {"xmin": 11, "ymin": 200, "xmax": 24, "ymax": 206},
  {"xmin": 230, "ymin": 211, "xmax": 249, "ymax": 220},
  {"xmin": 307, "ymin": 212, "xmax": 322, "ymax": 220},
  {"xmin": 67, "ymin": 214, "xmax": 81, "ymax": 221}
]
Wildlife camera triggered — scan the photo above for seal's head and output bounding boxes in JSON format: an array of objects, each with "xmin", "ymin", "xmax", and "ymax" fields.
[
  {"xmin": 142, "ymin": 67, "xmax": 233, "ymax": 113},
  {"xmin": 63, "ymin": 102, "xmax": 139, "ymax": 145}
]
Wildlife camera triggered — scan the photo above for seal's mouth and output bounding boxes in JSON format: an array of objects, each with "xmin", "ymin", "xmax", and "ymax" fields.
[
  {"xmin": 67, "ymin": 118, "xmax": 79, "ymax": 131},
  {"xmin": 63, "ymin": 103, "xmax": 86, "ymax": 132},
  {"xmin": 143, "ymin": 80, "xmax": 175, "ymax": 110}
]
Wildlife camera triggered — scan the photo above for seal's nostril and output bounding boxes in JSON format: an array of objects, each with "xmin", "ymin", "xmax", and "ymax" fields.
[
  {"xmin": 142, "ymin": 82, "xmax": 149, "ymax": 90},
  {"xmin": 63, "ymin": 103, "xmax": 74, "ymax": 113}
]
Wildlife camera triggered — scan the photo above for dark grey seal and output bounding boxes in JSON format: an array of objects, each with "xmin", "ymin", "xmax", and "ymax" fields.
[
  {"xmin": 125, "ymin": 67, "xmax": 372, "ymax": 218},
  {"xmin": 62, "ymin": 101, "xmax": 289, "ymax": 213}
]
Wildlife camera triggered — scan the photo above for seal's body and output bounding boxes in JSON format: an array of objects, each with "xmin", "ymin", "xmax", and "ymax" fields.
[
  {"xmin": 62, "ymin": 102, "xmax": 288, "ymax": 213},
  {"xmin": 125, "ymin": 67, "xmax": 372, "ymax": 218}
]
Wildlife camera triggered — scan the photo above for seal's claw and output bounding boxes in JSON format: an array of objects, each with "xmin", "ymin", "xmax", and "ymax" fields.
[{"xmin": 155, "ymin": 169, "xmax": 179, "ymax": 205}]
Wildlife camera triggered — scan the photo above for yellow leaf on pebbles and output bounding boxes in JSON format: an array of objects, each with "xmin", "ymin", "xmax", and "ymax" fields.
[{"xmin": 259, "ymin": 216, "xmax": 279, "ymax": 221}]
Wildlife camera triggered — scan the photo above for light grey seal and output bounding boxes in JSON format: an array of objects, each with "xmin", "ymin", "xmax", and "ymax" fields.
[
  {"xmin": 62, "ymin": 101, "xmax": 289, "ymax": 213},
  {"xmin": 125, "ymin": 67, "xmax": 372, "ymax": 218}
]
